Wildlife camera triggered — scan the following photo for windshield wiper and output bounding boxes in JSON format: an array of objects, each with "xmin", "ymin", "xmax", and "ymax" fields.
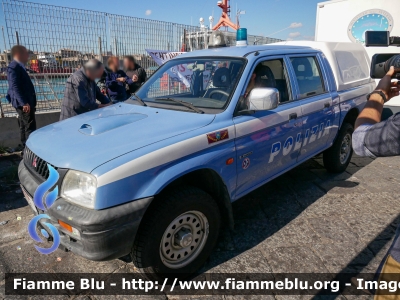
[
  {"xmin": 155, "ymin": 97, "xmax": 204, "ymax": 114},
  {"xmin": 132, "ymin": 93, "xmax": 147, "ymax": 106}
]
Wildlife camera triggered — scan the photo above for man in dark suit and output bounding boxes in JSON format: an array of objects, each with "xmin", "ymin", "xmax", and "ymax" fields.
[{"xmin": 6, "ymin": 45, "xmax": 36, "ymax": 149}]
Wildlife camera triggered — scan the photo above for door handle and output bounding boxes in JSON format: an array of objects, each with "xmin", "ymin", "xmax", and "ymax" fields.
[
  {"xmin": 324, "ymin": 102, "xmax": 330, "ymax": 108},
  {"xmin": 289, "ymin": 113, "xmax": 297, "ymax": 120}
]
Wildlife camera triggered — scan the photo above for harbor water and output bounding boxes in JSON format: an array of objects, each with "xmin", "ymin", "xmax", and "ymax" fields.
[{"xmin": 0, "ymin": 77, "xmax": 66, "ymax": 104}]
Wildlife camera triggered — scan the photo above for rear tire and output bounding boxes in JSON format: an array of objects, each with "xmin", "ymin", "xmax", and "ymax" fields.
[
  {"xmin": 323, "ymin": 122, "xmax": 354, "ymax": 173},
  {"xmin": 131, "ymin": 186, "xmax": 220, "ymax": 281}
]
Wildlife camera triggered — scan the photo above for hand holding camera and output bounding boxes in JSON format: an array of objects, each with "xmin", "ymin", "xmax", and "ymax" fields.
[{"xmin": 374, "ymin": 67, "xmax": 400, "ymax": 103}]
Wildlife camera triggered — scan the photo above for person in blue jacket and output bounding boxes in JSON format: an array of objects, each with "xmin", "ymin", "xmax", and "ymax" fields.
[
  {"xmin": 105, "ymin": 56, "xmax": 133, "ymax": 103},
  {"xmin": 6, "ymin": 45, "xmax": 36, "ymax": 149}
]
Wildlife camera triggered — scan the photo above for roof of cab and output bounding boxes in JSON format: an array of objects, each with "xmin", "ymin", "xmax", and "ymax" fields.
[{"xmin": 176, "ymin": 44, "xmax": 313, "ymax": 58}]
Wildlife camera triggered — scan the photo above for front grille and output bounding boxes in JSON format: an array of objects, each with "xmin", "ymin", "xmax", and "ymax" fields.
[{"xmin": 24, "ymin": 147, "xmax": 57, "ymax": 180}]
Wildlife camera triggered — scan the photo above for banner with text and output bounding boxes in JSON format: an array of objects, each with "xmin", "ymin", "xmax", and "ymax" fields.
[{"xmin": 146, "ymin": 49, "xmax": 191, "ymax": 87}]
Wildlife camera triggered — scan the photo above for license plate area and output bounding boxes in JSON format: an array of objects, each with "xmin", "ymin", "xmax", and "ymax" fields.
[{"xmin": 21, "ymin": 185, "xmax": 38, "ymax": 215}]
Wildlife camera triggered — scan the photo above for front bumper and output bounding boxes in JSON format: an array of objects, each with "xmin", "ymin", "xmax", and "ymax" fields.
[{"xmin": 18, "ymin": 160, "xmax": 153, "ymax": 261}]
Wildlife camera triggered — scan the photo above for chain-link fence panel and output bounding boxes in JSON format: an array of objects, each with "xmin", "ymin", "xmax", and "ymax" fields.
[
  {"xmin": 0, "ymin": 0, "xmax": 284, "ymax": 117},
  {"xmin": 107, "ymin": 15, "xmax": 200, "ymax": 100},
  {"xmin": 0, "ymin": 0, "xmax": 107, "ymax": 116},
  {"xmin": 108, "ymin": 14, "xmax": 199, "ymax": 73}
]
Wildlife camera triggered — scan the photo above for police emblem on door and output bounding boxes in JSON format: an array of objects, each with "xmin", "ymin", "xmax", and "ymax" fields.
[{"xmin": 242, "ymin": 158, "xmax": 250, "ymax": 170}]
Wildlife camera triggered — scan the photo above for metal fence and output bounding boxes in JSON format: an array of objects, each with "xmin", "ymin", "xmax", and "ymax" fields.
[{"xmin": 0, "ymin": 0, "xmax": 283, "ymax": 117}]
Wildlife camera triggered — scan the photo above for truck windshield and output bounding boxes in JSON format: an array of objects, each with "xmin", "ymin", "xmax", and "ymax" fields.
[{"xmin": 129, "ymin": 57, "xmax": 245, "ymax": 111}]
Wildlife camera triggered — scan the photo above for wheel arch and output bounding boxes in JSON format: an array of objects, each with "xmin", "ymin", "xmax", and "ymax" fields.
[
  {"xmin": 150, "ymin": 168, "xmax": 234, "ymax": 230},
  {"xmin": 343, "ymin": 107, "xmax": 359, "ymax": 127}
]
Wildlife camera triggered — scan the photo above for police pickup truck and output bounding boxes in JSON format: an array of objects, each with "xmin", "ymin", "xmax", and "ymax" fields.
[{"xmin": 19, "ymin": 41, "xmax": 374, "ymax": 280}]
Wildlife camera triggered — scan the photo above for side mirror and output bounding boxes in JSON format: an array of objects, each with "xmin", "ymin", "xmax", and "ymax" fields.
[{"xmin": 248, "ymin": 88, "xmax": 280, "ymax": 111}]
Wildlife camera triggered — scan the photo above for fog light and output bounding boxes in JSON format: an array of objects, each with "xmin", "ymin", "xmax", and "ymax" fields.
[{"xmin": 71, "ymin": 227, "xmax": 80, "ymax": 237}]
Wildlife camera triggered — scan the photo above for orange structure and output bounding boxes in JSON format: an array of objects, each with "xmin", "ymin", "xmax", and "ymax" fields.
[{"xmin": 212, "ymin": 0, "xmax": 239, "ymax": 31}]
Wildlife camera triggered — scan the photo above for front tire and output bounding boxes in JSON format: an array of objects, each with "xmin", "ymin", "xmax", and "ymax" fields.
[
  {"xmin": 323, "ymin": 122, "xmax": 354, "ymax": 173},
  {"xmin": 131, "ymin": 186, "xmax": 221, "ymax": 281}
]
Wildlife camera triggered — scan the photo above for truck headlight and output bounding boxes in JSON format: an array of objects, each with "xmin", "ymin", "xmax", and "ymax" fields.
[{"xmin": 61, "ymin": 170, "xmax": 97, "ymax": 209}]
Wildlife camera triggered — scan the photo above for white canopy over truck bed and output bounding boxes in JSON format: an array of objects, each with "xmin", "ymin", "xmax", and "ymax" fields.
[
  {"xmin": 314, "ymin": 0, "xmax": 399, "ymax": 106},
  {"xmin": 273, "ymin": 41, "xmax": 374, "ymax": 92}
]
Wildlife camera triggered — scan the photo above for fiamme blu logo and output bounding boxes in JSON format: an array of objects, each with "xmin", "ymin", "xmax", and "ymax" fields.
[{"xmin": 27, "ymin": 164, "xmax": 61, "ymax": 254}]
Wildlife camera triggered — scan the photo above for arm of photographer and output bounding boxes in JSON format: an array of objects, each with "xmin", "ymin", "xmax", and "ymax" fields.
[{"xmin": 353, "ymin": 67, "xmax": 400, "ymax": 157}]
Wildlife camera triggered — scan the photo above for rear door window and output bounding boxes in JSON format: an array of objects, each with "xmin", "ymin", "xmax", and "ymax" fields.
[{"xmin": 290, "ymin": 56, "xmax": 326, "ymax": 98}]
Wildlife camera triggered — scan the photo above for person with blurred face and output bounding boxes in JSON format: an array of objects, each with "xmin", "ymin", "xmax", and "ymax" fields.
[
  {"xmin": 352, "ymin": 66, "xmax": 400, "ymax": 296},
  {"xmin": 60, "ymin": 59, "xmax": 111, "ymax": 120},
  {"xmin": 6, "ymin": 45, "xmax": 36, "ymax": 150},
  {"xmin": 123, "ymin": 55, "xmax": 147, "ymax": 94},
  {"xmin": 105, "ymin": 56, "xmax": 132, "ymax": 102}
]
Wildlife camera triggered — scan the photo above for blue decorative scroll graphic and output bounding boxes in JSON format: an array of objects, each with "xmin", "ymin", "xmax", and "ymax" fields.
[{"xmin": 28, "ymin": 164, "xmax": 61, "ymax": 254}]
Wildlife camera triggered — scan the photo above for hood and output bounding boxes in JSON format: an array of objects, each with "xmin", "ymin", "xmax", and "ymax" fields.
[{"xmin": 27, "ymin": 103, "xmax": 215, "ymax": 173}]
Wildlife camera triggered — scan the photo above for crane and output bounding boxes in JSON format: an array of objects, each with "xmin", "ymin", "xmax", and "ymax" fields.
[{"xmin": 212, "ymin": 0, "xmax": 239, "ymax": 31}]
